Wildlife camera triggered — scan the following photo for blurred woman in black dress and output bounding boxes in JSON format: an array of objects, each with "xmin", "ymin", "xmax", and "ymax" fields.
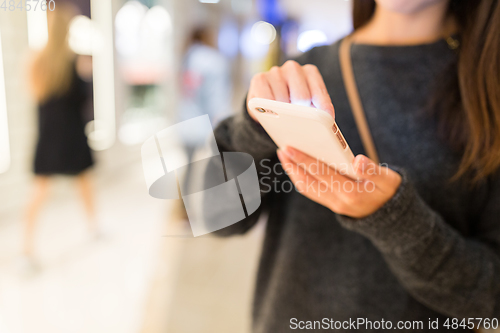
[{"xmin": 23, "ymin": 4, "xmax": 96, "ymax": 265}]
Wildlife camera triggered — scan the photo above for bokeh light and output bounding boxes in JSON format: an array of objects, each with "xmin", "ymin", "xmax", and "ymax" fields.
[
  {"xmin": 218, "ymin": 19, "xmax": 239, "ymax": 58},
  {"xmin": 69, "ymin": 15, "xmax": 102, "ymax": 56},
  {"xmin": 251, "ymin": 21, "xmax": 276, "ymax": 45},
  {"xmin": 143, "ymin": 5, "xmax": 172, "ymax": 35},
  {"xmin": 297, "ymin": 29, "xmax": 328, "ymax": 52},
  {"xmin": 115, "ymin": 1, "xmax": 147, "ymax": 57},
  {"xmin": 240, "ymin": 22, "xmax": 269, "ymax": 59}
]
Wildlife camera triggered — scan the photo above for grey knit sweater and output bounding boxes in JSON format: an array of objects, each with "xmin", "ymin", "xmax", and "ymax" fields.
[{"xmin": 213, "ymin": 38, "xmax": 500, "ymax": 332}]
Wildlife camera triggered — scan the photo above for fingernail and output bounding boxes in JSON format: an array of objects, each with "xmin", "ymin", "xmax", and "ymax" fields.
[
  {"xmin": 327, "ymin": 104, "xmax": 335, "ymax": 118},
  {"xmin": 277, "ymin": 149, "xmax": 283, "ymax": 159},
  {"xmin": 355, "ymin": 155, "xmax": 370, "ymax": 173},
  {"xmin": 284, "ymin": 147, "xmax": 296, "ymax": 158},
  {"xmin": 290, "ymin": 98, "xmax": 311, "ymax": 107}
]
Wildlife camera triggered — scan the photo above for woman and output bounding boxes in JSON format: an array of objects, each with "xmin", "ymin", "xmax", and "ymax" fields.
[
  {"xmin": 24, "ymin": 5, "xmax": 96, "ymax": 268},
  {"xmin": 214, "ymin": 0, "xmax": 500, "ymax": 331}
]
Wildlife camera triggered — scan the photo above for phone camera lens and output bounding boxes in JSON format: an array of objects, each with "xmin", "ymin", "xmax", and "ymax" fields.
[{"xmin": 256, "ymin": 107, "xmax": 267, "ymax": 113}]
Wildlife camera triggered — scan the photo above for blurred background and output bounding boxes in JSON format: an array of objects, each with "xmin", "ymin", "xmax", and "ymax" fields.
[{"xmin": 0, "ymin": 0, "xmax": 353, "ymax": 332}]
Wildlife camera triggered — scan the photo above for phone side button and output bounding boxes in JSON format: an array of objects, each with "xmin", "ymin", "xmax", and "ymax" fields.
[
  {"xmin": 336, "ymin": 132, "xmax": 347, "ymax": 149},
  {"xmin": 332, "ymin": 123, "xmax": 339, "ymax": 133}
]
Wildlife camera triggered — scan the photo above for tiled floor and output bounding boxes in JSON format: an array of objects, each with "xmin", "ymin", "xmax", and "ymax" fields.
[
  {"xmin": 160, "ymin": 222, "xmax": 263, "ymax": 333},
  {"xmin": 0, "ymin": 161, "xmax": 263, "ymax": 333},
  {"xmin": 0, "ymin": 163, "xmax": 168, "ymax": 333}
]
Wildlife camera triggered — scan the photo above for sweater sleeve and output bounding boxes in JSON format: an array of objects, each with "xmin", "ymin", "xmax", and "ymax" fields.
[
  {"xmin": 211, "ymin": 106, "xmax": 281, "ymax": 236},
  {"xmin": 336, "ymin": 171, "xmax": 500, "ymax": 319}
]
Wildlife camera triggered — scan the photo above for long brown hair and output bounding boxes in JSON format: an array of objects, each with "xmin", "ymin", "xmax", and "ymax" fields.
[
  {"xmin": 353, "ymin": 0, "xmax": 500, "ymax": 184},
  {"xmin": 29, "ymin": 4, "xmax": 76, "ymax": 103}
]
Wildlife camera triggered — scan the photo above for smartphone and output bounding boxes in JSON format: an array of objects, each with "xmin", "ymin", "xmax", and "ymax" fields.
[{"xmin": 248, "ymin": 98, "xmax": 356, "ymax": 179}]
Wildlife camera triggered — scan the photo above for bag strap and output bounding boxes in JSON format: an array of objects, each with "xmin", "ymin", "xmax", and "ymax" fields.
[{"xmin": 339, "ymin": 36, "xmax": 380, "ymax": 164}]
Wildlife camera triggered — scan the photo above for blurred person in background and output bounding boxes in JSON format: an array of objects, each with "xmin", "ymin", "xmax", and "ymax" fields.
[
  {"xmin": 22, "ymin": 4, "xmax": 96, "ymax": 270},
  {"xmin": 213, "ymin": 0, "xmax": 500, "ymax": 331},
  {"xmin": 178, "ymin": 26, "xmax": 232, "ymax": 161},
  {"xmin": 172, "ymin": 26, "xmax": 232, "ymax": 221}
]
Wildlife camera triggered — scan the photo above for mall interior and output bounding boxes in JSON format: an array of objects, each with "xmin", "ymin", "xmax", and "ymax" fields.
[
  {"xmin": 0, "ymin": 1, "xmax": 351, "ymax": 332},
  {"xmin": 0, "ymin": 0, "xmax": 498, "ymax": 333}
]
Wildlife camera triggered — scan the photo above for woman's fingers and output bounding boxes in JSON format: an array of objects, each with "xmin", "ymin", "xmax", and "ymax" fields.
[
  {"xmin": 248, "ymin": 72, "xmax": 274, "ymax": 101},
  {"xmin": 247, "ymin": 60, "xmax": 334, "ymax": 121},
  {"xmin": 353, "ymin": 155, "xmax": 402, "ymax": 194},
  {"xmin": 267, "ymin": 66, "xmax": 290, "ymax": 103},
  {"xmin": 283, "ymin": 146, "xmax": 353, "ymax": 186},
  {"xmin": 277, "ymin": 148, "xmax": 374, "ymax": 216},
  {"xmin": 281, "ymin": 60, "xmax": 312, "ymax": 106},
  {"xmin": 277, "ymin": 149, "xmax": 338, "ymax": 208},
  {"xmin": 303, "ymin": 64, "xmax": 335, "ymax": 117},
  {"xmin": 277, "ymin": 148, "xmax": 402, "ymax": 218},
  {"xmin": 247, "ymin": 73, "xmax": 274, "ymax": 121}
]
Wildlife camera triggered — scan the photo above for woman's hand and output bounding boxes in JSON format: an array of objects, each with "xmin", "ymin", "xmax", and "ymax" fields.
[
  {"xmin": 247, "ymin": 60, "xmax": 335, "ymax": 122},
  {"xmin": 277, "ymin": 147, "xmax": 402, "ymax": 218}
]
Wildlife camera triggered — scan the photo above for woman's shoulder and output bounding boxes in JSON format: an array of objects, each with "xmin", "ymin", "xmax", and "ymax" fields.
[{"xmin": 291, "ymin": 38, "xmax": 343, "ymax": 68}]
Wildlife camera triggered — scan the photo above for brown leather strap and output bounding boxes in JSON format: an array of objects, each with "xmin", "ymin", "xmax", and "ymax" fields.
[{"xmin": 339, "ymin": 36, "xmax": 380, "ymax": 164}]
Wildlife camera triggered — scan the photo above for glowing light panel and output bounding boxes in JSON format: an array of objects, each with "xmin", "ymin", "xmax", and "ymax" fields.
[
  {"xmin": 90, "ymin": 0, "xmax": 116, "ymax": 150},
  {"xmin": 0, "ymin": 30, "xmax": 10, "ymax": 173},
  {"xmin": 26, "ymin": 6, "xmax": 48, "ymax": 50}
]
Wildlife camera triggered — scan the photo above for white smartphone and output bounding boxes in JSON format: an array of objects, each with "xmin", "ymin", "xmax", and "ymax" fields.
[{"xmin": 248, "ymin": 98, "xmax": 356, "ymax": 179}]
